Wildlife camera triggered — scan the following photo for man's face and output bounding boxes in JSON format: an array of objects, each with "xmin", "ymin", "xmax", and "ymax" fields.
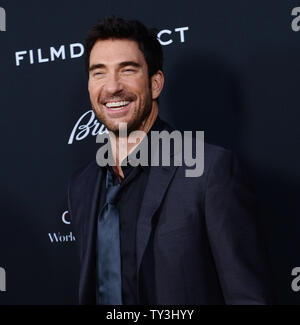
[{"xmin": 88, "ymin": 38, "xmax": 154, "ymax": 134}]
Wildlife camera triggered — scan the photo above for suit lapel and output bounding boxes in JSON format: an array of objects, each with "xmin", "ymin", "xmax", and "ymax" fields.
[
  {"xmin": 82, "ymin": 164, "xmax": 103, "ymax": 260},
  {"xmin": 79, "ymin": 163, "xmax": 104, "ymax": 304},
  {"xmin": 136, "ymin": 164, "xmax": 178, "ymax": 288}
]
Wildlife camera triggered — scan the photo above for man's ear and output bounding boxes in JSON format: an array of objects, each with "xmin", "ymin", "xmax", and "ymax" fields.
[{"xmin": 151, "ymin": 70, "xmax": 164, "ymax": 100}]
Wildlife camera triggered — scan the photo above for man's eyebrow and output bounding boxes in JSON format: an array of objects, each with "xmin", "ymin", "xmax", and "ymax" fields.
[
  {"xmin": 89, "ymin": 61, "xmax": 141, "ymax": 73},
  {"xmin": 118, "ymin": 61, "xmax": 141, "ymax": 69},
  {"xmin": 89, "ymin": 63, "xmax": 105, "ymax": 72}
]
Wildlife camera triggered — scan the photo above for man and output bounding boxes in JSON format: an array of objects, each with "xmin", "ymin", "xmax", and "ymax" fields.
[{"xmin": 68, "ymin": 16, "xmax": 271, "ymax": 304}]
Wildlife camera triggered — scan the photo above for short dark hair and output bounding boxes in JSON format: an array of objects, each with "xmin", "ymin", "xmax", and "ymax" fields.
[{"xmin": 85, "ymin": 16, "xmax": 163, "ymax": 78}]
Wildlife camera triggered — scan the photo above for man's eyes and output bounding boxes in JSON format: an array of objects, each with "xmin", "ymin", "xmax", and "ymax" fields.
[
  {"xmin": 90, "ymin": 71, "xmax": 104, "ymax": 77},
  {"xmin": 92, "ymin": 68, "xmax": 137, "ymax": 77},
  {"xmin": 123, "ymin": 68, "xmax": 136, "ymax": 73}
]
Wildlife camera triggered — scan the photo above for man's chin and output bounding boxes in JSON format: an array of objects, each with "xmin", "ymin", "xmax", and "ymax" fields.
[
  {"xmin": 104, "ymin": 121, "xmax": 132, "ymax": 136},
  {"xmin": 95, "ymin": 110, "xmax": 148, "ymax": 136},
  {"xmin": 94, "ymin": 113, "xmax": 129, "ymax": 133}
]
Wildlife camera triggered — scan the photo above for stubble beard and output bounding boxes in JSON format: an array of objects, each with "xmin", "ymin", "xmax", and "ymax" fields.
[{"xmin": 93, "ymin": 92, "xmax": 153, "ymax": 137}]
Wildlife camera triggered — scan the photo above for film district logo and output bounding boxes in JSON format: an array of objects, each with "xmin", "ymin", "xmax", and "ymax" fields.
[{"xmin": 14, "ymin": 26, "xmax": 189, "ymax": 66}]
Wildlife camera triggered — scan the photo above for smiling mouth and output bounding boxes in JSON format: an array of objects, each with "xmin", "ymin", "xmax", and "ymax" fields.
[{"xmin": 104, "ymin": 100, "xmax": 131, "ymax": 111}]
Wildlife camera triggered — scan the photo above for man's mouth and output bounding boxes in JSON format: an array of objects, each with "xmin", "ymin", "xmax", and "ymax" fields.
[{"xmin": 104, "ymin": 100, "xmax": 131, "ymax": 111}]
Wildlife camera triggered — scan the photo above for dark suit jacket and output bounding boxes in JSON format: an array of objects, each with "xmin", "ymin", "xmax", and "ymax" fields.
[{"xmin": 68, "ymin": 119, "xmax": 271, "ymax": 305}]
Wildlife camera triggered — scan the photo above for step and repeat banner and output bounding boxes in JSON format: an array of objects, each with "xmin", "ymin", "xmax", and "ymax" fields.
[{"xmin": 1, "ymin": 0, "xmax": 300, "ymax": 304}]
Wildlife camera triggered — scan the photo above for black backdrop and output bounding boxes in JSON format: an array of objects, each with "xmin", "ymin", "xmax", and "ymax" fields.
[{"xmin": 1, "ymin": 0, "xmax": 300, "ymax": 304}]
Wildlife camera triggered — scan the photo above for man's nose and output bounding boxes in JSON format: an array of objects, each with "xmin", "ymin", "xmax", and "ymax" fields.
[{"xmin": 104, "ymin": 73, "xmax": 123, "ymax": 95}]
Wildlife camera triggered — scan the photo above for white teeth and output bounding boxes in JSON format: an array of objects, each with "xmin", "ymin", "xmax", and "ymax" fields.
[{"xmin": 105, "ymin": 101, "xmax": 130, "ymax": 109}]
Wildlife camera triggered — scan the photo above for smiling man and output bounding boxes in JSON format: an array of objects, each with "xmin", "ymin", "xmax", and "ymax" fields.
[
  {"xmin": 88, "ymin": 39, "xmax": 162, "ymax": 135},
  {"xmin": 68, "ymin": 16, "xmax": 272, "ymax": 305},
  {"xmin": 88, "ymin": 36, "xmax": 163, "ymax": 173}
]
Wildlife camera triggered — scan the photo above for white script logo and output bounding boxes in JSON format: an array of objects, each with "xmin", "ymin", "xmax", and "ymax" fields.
[{"xmin": 68, "ymin": 109, "xmax": 108, "ymax": 144}]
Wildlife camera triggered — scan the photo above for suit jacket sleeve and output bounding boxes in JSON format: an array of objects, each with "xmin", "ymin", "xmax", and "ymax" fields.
[{"xmin": 204, "ymin": 148, "xmax": 272, "ymax": 304}]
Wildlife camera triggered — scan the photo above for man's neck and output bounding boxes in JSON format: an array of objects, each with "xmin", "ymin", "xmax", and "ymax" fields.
[{"xmin": 109, "ymin": 103, "xmax": 158, "ymax": 181}]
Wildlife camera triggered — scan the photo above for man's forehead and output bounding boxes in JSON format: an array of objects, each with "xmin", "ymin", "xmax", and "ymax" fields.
[{"xmin": 89, "ymin": 38, "xmax": 145, "ymax": 65}]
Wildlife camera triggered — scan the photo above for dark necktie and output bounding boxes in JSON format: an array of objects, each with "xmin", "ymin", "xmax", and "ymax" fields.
[{"xmin": 97, "ymin": 169, "xmax": 122, "ymax": 305}]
